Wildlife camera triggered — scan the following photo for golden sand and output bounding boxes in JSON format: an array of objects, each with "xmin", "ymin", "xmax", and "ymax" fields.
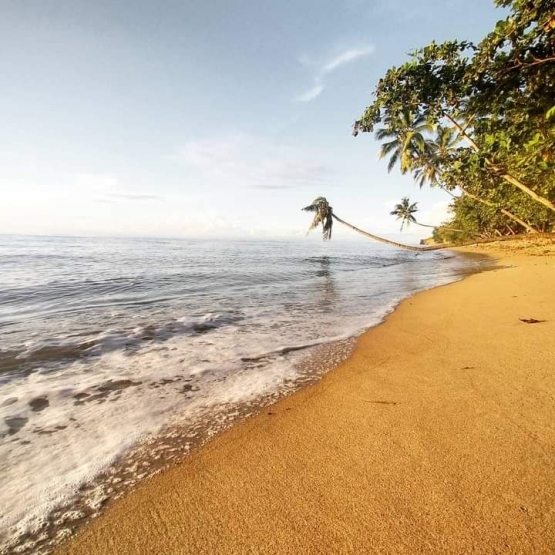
[{"xmin": 58, "ymin": 248, "xmax": 555, "ymax": 555}]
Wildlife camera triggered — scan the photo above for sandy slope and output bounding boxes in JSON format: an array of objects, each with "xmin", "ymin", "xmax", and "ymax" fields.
[{"xmin": 58, "ymin": 250, "xmax": 555, "ymax": 555}]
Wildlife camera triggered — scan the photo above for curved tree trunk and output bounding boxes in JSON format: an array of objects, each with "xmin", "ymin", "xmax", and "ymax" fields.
[
  {"xmin": 498, "ymin": 172, "xmax": 555, "ymax": 212},
  {"xmin": 417, "ymin": 165, "xmax": 537, "ymax": 233},
  {"xmin": 457, "ymin": 186, "xmax": 538, "ymax": 233},
  {"xmin": 333, "ymin": 214, "xmax": 456, "ymax": 251},
  {"xmin": 414, "ymin": 221, "xmax": 464, "ymax": 232},
  {"xmin": 331, "ymin": 213, "xmax": 544, "ymax": 252},
  {"xmin": 435, "ymin": 180, "xmax": 537, "ymax": 232},
  {"xmin": 444, "ymin": 114, "xmax": 555, "ymax": 213},
  {"xmin": 332, "ymin": 214, "xmax": 427, "ymax": 251}
]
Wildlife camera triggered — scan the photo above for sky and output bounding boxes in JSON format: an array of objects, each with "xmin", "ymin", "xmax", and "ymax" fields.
[{"xmin": 0, "ymin": 0, "xmax": 504, "ymax": 241}]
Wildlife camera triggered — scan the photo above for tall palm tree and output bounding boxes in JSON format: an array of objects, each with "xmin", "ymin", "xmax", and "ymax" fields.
[
  {"xmin": 390, "ymin": 197, "xmax": 463, "ymax": 232},
  {"xmin": 375, "ymin": 110, "xmax": 432, "ymax": 174},
  {"xmin": 413, "ymin": 126, "xmax": 460, "ymax": 189},
  {"xmin": 390, "ymin": 197, "xmax": 418, "ymax": 231}
]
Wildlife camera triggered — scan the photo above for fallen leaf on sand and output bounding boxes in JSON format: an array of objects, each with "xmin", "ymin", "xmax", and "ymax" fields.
[{"xmin": 519, "ymin": 318, "xmax": 545, "ymax": 324}]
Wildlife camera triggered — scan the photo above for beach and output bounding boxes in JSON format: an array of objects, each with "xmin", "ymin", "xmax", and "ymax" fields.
[{"xmin": 56, "ymin": 244, "xmax": 555, "ymax": 555}]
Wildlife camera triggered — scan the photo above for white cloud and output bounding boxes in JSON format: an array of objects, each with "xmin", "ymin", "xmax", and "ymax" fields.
[
  {"xmin": 381, "ymin": 198, "xmax": 400, "ymax": 209},
  {"xmin": 296, "ymin": 83, "xmax": 325, "ymax": 102},
  {"xmin": 296, "ymin": 44, "xmax": 374, "ymax": 102},
  {"xmin": 74, "ymin": 175, "xmax": 165, "ymax": 203},
  {"xmin": 175, "ymin": 135, "xmax": 335, "ymax": 189},
  {"xmin": 419, "ymin": 200, "xmax": 451, "ymax": 226},
  {"xmin": 322, "ymin": 47, "xmax": 374, "ymax": 73}
]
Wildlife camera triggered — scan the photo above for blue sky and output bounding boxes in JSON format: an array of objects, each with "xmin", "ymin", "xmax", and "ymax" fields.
[{"xmin": 0, "ymin": 0, "xmax": 503, "ymax": 240}]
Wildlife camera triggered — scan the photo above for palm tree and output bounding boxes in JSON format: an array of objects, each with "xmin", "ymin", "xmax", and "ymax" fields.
[
  {"xmin": 304, "ymin": 196, "xmax": 334, "ymax": 241},
  {"xmin": 375, "ymin": 110, "xmax": 432, "ymax": 174},
  {"xmin": 390, "ymin": 197, "xmax": 418, "ymax": 231},
  {"xmin": 303, "ymin": 197, "xmax": 443, "ymax": 251},
  {"xmin": 390, "ymin": 197, "xmax": 463, "ymax": 232},
  {"xmin": 413, "ymin": 126, "xmax": 460, "ymax": 189},
  {"xmin": 302, "ymin": 197, "xmax": 534, "ymax": 252},
  {"xmin": 412, "ymin": 126, "xmax": 538, "ymax": 233}
]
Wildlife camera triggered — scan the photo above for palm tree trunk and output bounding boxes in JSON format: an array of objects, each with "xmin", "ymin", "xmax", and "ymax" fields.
[
  {"xmin": 332, "ymin": 213, "xmax": 550, "ymax": 252},
  {"xmin": 498, "ymin": 172, "xmax": 555, "ymax": 213},
  {"xmin": 414, "ymin": 221, "xmax": 464, "ymax": 232},
  {"xmin": 332, "ymin": 214, "xmax": 426, "ymax": 251},
  {"xmin": 457, "ymin": 186, "xmax": 538, "ymax": 233},
  {"xmin": 427, "ymin": 169, "xmax": 538, "ymax": 232},
  {"xmin": 418, "ymin": 165, "xmax": 537, "ymax": 232},
  {"xmin": 443, "ymin": 114, "xmax": 555, "ymax": 213}
]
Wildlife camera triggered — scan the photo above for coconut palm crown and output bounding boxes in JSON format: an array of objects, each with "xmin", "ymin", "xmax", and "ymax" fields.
[
  {"xmin": 390, "ymin": 197, "xmax": 419, "ymax": 231},
  {"xmin": 413, "ymin": 126, "xmax": 461, "ymax": 189},
  {"xmin": 375, "ymin": 111, "xmax": 432, "ymax": 174},
  {"xmin": 302, "ymin": 196, "xmax": 334, "ymax": 241}
]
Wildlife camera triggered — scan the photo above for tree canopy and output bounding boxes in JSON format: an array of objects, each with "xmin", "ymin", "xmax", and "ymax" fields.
[{"xmin": 354, "ymin": 0, "xmax": 555, "ymax": 241}]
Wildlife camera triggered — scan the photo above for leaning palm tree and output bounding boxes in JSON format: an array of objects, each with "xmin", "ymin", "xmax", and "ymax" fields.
[
  {"xmin": 302, "ymin": 197, "xmax": 533, "ymax": 252},
  {"xmin": 304, "ymin": 196, "xmax": 334, "ymax": 240},
  {"xmin": 303, "ymin": 197, "xmax": 436, "ymax": 251}
]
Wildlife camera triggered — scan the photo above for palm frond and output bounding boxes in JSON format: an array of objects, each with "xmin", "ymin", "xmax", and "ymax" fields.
[
  {"xmin": 414, "ymin": 167, "xmax": 427, "ymax": 189},
  {"xmin": 322, "ymin": 212, "xmax": 333, "ymax": 241},
  {"xmin": 308, "ymin": 211, "xmax": 323, "ymax": 232},
  {"xmin": 375, "ymin": 127, "xmax": 397, "ymax": 141},
  {"xmin": 379, "ymin": 140, "xmax": 400, "ymax": 158},
  {"xmin": 387, "ymin": 150, "xmax": 400, "ymax": 172},
  {"xmin": 302, "ymin": 204, "xmax": 318, "ymax": 213},
  {"xmin": 302, "ymin": 196, "xmax": 328, "ymax": 213},
  {"xmin": 302, "ymin": 197, "xmax": 334, "ymax": 241}
]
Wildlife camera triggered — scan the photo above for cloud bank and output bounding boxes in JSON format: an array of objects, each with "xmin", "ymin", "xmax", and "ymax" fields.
[{"xmin": 175, "ymin": 135, "xmax": 335, "ymax": 190}]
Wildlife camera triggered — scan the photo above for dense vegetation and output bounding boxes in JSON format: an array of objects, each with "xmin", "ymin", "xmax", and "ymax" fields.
[{"xmin": 354, "ymin": 0, "xmax": 555, "ymax": 242}]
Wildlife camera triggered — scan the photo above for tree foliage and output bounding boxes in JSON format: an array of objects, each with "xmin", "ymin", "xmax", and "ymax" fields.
[
  {"xmin": 302, "ymin": 197, "xmax": 449, "ymax": 251},
  {"xmin": 354, "ymin": 0, "xmax": 555, "ymax": 241},
  {"xmin": 390, "ymin": 197, "xmax": 418, "ymax": 230},
  {"xmin": 302, "ymin": 197, "xmax": 334, "ymax": 241}
]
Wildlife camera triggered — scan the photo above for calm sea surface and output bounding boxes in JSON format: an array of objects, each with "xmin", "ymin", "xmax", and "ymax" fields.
[{"xmin": 0, "ymin": 235, "xmax": 491, "ymax": 552}]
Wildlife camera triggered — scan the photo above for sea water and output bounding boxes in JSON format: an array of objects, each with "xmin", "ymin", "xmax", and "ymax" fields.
[{"xmin": 0, "ymin": 235, "xmax": 490, "ymax": 553}]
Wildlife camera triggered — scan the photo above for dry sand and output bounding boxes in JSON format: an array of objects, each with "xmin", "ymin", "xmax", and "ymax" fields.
[{"xmin": 58, "ymin": 248, "xmax": 555, "ymax": 555}]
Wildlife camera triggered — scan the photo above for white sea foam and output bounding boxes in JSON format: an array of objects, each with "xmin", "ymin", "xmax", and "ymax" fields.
[
  {"xmin": 1, "ymin": 306, "xmax": 391, "ymax": 549},
  {"xmin": 0, "ymin": 236, "xmax": 492, "ymax": 553}
]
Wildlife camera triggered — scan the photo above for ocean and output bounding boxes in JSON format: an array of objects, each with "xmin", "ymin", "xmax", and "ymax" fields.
[{"xmin": 0, "ymin": 234, "xmax": 490, "ymax": 553}]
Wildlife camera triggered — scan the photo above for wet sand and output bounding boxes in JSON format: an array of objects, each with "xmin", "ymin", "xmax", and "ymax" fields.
[{"xmin": 57, "ymin": 247, "xmax": 555, "ymax": 555}]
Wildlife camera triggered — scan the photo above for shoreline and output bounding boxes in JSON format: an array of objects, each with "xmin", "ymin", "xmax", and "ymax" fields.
[
  {"xmin": 52, "ymin": 245, "xmax": 555, "ymax": 553},
  {"xmin": 2, "ymin": 250, "xmax": 488, "ymax": 555}
]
